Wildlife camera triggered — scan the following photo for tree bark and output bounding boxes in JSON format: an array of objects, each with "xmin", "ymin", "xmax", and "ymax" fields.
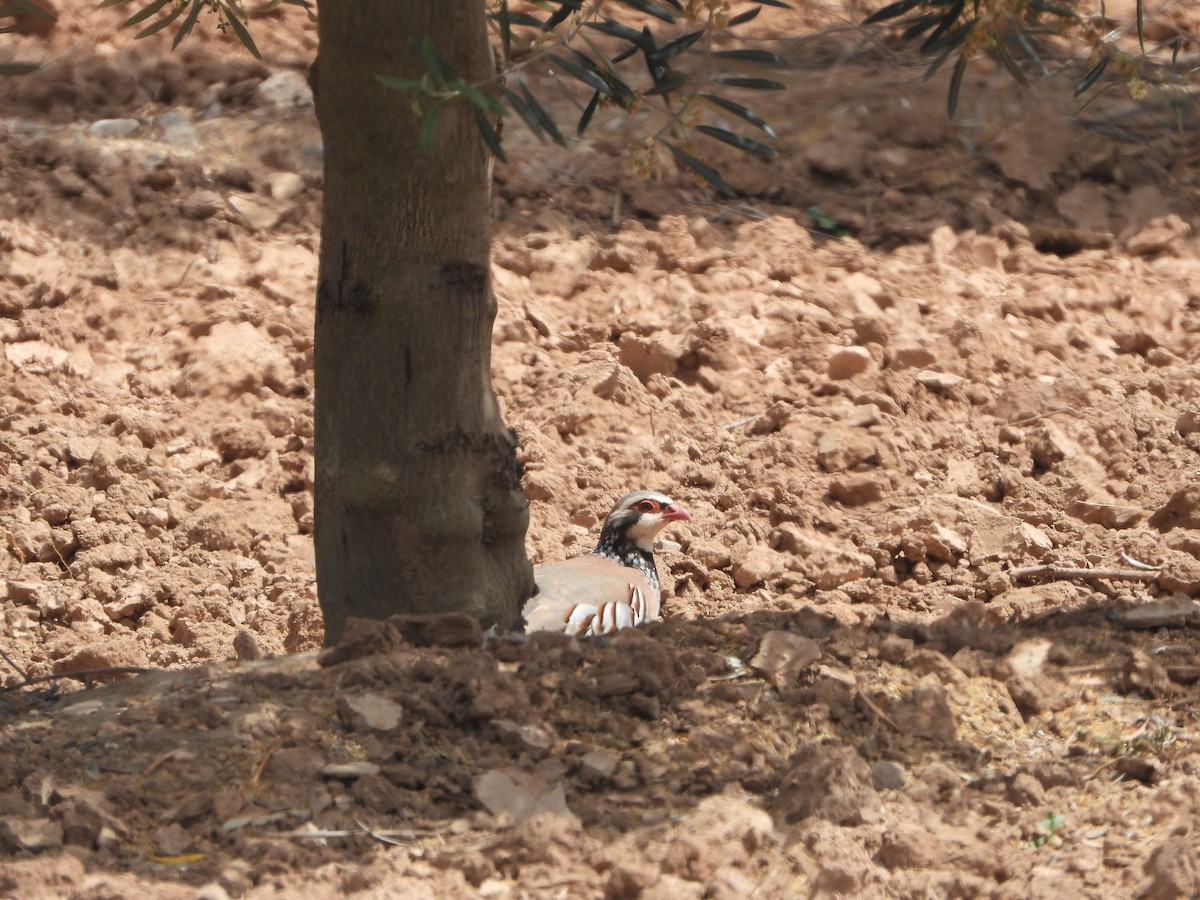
[{"xmin": 313, "ymin": 0, "xmax": 533, "ymax": 644}]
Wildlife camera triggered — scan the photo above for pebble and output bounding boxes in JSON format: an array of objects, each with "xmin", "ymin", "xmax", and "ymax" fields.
[
  {"xmin": 88, "ymin": 118, "xmax": 140, "ymax": 138},
  {"xmin": 827, "ymin": 345, "xmax": 872, "ymax": 380},
  {"xmin": 255, "ymin": 70, "xmax": 313, "ymax": 108}
]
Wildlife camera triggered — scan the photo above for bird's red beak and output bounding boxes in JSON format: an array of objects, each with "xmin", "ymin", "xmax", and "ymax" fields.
[{"xmin": 663, "ymin": 502, "xmax": 692, "ymax": 522}]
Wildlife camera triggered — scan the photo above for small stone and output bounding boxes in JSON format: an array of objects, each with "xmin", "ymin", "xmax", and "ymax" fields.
[
  {"xmin": 226, "ymin": 192, "xmax": 283, "ymax": 232},
  {"xmin": 732, "ymin": 545, "xmax": 786, "ymax": 589},
  {"xmin": 1006, "ymin": 772, "xmax": 1046, "ymax": 808},
  {"xmin": 88, "ymin": 118, "xmax": 140, "ymax": 138},
  {"xmin": 256, "ymin": 71, "xmax": 313, "ymax": 108},
  {"xmin": 915, "ymin": 370, "xmax": 963, "ymax": 391},
  {"xmin": 827, "ymin": 346, "xmax": 872, "ymax": 380},
  {"xmin": 267, "ymin": 171, "xmax": 305, "ymax": 201},
  {"xmin": 321, "ymin": 762, "xmax": 382, "ymax": 779},
  {"xmin": 888, "ymin": 679, "xmax": 957, "ymax": 740},
  {"xmin": 828, "ymin": 473, "xmax": 886, "ymax": 506},
  {"xmin": 181, "ymin": 190, "xmax": 223, "ymax": 220},
  {"xmin": 750, "ymin": 631, "xmax": 821, "ymax": 684},
  {"xmin": 232, "ymin": 628, "xmax": 263, "ymax": 661},
  {"xmin": 870, "ymin": 760, "xmax": 907, "ymax": 791},
  {"xmin": 891, "ymin": 344, "xmax": 937, "ymax": 369},
  {"xmin": 157, "ymin": 111, "xmax": 198, "ymax": 147},
  {"xmin": 580, "ymin": 750, "xmax": 620, "ymax": 778}
]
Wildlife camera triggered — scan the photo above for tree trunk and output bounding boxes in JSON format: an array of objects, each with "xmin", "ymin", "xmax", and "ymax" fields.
[{"xmin": 313, "ymin": 0, "xmax": 533, "ymax": 644}]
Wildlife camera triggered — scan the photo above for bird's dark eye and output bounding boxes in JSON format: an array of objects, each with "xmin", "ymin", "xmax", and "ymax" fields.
[{"xmin": 637, "ymin": 500, "xmax": 659, "ymax": 513}]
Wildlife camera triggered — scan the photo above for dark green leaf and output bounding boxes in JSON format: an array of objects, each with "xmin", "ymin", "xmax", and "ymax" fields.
[
  {"xmin": 577, "ymin": 90, "xmax": 600, "ymax": 135},
  {"xmin": 660, "ymin": 140, "xmax": 737, "ymax": 198},
  {"xmin": 221, "ymin": 3, "xmax": 262, "ymax": 60},
  {"xmin": 901, "ymin": 14, "xmax": 942, "ymax": 41},
  {"xmin": 716, "ymin": 77, "xmax": 786, "ymax": 90},
  {"xmin": 696, "ymin": 125, "xmax": 775, "ymax": 158},
  {"xmin": 123, "ymin": 0, "xmax": 171, "ymax": 27},
  {"xmin": 713, "ymin": 49, "xmax": 783, "ymax": 66},
  {"xmin": 135, "ymin": 0, "xmax": 184, "ymax": 38},
  {"xmin": 0, "ymin": 62, "xmax": 39, "ymax": 75},
  {"xmin": 1135, "ymin": 0, "xmax": 1144, "ymax": 56},
  {"xmin": 419, "ymin": 100, "xmax": 444, "ymax": 154},
  {"xmin": 947, "ymin": 53, "xmax": 968, "ymax": 117},
  {"xmin": 1011, "ymin": 26, "xmax": 1048, "ymax": 77},
  {"xmin": 920, "ymin": 0, "xmax": 964, "ymax": 48},
  {"xmin": 172, "ymin": 0, "xmax": 204, "ymax": 51},
  {"xmin": 500, "ymin": 86, "xmax": 543, "ymax": 140},
  {"xmin": 863, "ymin": 0, "xmax": 923, "ymax": 25},
  {"xmin": 614, "ymin": 0, "xmax": 676, "ymax": 24},
  {"xmin": 453, "ymin": 81, "xmax": 507, "ymax": 117},
  {"xmin": 728, "ymin": 6, "xmax": 762, "ymax": 26},
  {"xmin": 991, "ymin": 38, "xmax": 1028, "ymax": 86},
  {"xmin": 474, "ymin": 105, "xmax": 507, "ymax": 163},
  {"xmin": 10, "ymin": 0, "xmax": 53, "ymax": 19},
  {"xmin": 519, "ymin": 84, "xmax": 566, "ymax": 146},
  {"xmin": 643, "ymin": 75, "xmax": 688, "ymax": 96},
  {"xmin": 613, "ymin": 44, "xmax": 639, "ymax": 64},
  {"xmin": 1073, "ymin": 55, "xmax": 1109, "ymax": 97},
  {"xmin": 418, "ymin": 37, "xmax": 445, "ymax": 84},
  {"xmin": 498, "ymin": 0, "xmax": 511, "ymax": 62},
  {"xmin": 584, "ymin": 19, "xmax": 649, "ymax": 46},
  {"xmin": 754, "ymin": 0, "xmax": 791, "ymax": 7},
  {"xmin": 649, "ymin": 29, "xmax": 703, "ymax": 63},
  {"xmin": 376, "ymin": 75, "xmax": 424, "ymax": 92},
  {"xmin": 546, "ymin": 52, "xmax": 611, "ymax": 96},
  {"xmin": 98, "ymin": 0, "xmax": 132, "ymax": 8},
  {"xmin": 922, "ymin": 18, "xmax": 974, "ymax": 56},
  {"xmin": 698, "ymin": 94, "xmax": 776, "ymax": 137},
  {"xmin": 543, "ymin": 0, "xmax": 581, "ymax": 32}
]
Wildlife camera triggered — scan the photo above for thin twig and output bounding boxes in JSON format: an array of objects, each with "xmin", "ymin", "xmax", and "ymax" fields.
[
  {"xmin": 0, "ymin": 647, "xmax": 29, "ymax": 681},
  {"xmin": 1010, "ymin": 564, "xmax": 1159, "ymax": 583},
  {"xmin": 1006, "ymin": 406, "xmax": 1079, "ymax": 427},
  {"xmin": 0, "ymin": 666, "xmax": 149, "ymax": 693},
  {"xmin": 856, "ymin": 691, "xmax": 902, "ymax": 732}
]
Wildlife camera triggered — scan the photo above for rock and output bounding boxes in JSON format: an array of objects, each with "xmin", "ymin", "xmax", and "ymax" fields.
[
  {"xmin": 816, "ymin": 426, "xmax": 879, "ymax": 472},
  {"xmin": 226, "ymin": 192, "xmax": 283, "ymax": 232},
  {"xmin": 175, "ymin": 321, "xmax": 294, "ymax": 398},
  {"xmin": 267, "ymin": 171, "xmax": 305, "ymax": 201},
  {"xmin": 256, "ymin": 71, "xmax": 313, "ymax": 108},
  {"xmin": 6, "ymin": 340, "xmax": 69, "ymax": 371},
  {"xmin": 157, "ymin": 111, "xmax": 198, "ymax": 146},
  {"xmin": 0, "ymin": 817, "xmax": 64, "ymax": 852},
  {"xmin": 775, "ymin": 525, "xmax": 875, "ymax": 590},
  {"xmin": 232, "ymin": 628, "xmax": 262, "ymax": 661},
  {"xmin": 891, "ymin": 344, "xmax": 937, "ymax": 369},
  {"xmin": 581, "ymin": 749, "xmax": 620, "ymax": 778},
  {"xmin": 828, "ymin": 473, "xmax": 886, "ymax": 506},
  {"xmin": 1116, "ymin": 596, "xmax": 1200, "ymax": 629},
  {"xmin": 321, "ymin": 761, "xmax": 382, "ymax": 779},
  {"xmin": 181, "ymin": 190, "xmax": 223, "ymax": 220},
  {"xmin": 1006, "ymin": 772, "xmax": 1046, "ymax": 808},
  {"xmin": 775, "ymin": 744, "xmax": 880, "ymax": 825},
  {"xmin": 1142, "ymin": 835, "xmax": 1197, "ymax": 899},
  {"xmin": 869, "ymin": 760, "xmax": 907, "ymax": 791},
  {"xmin": 915, "ymin": 370, "xmax": 963, "ymax": 391},
  {"xmin": 750, "ymin": 631, "xmax": 821, "ymax": 684},
  {"xmin": 1150, "ymin": 485, "xmax": 1200, "ymax": 532},
  {"xmin": 1005, "ymin": 638, "xmax": 1053, "ymax": 679},
  {"xmin": 689, "ymin": 539, "xmax": 732, "ymax": 571},
  {"xmin": 211, "ymin": 420, "xmax": 271, "ymax": 461},
  {"xmin": 1125, "ymin": 214, "xmax": 1191, "ymax": 257},
  {"xmin": 827, "ymin": 346, "xmax": 871, "ymax": 380},
  {"xmin": 474, "ymin": 769, "xmax": 579, "ymax": 827},
  {"xmin": 88, "ymin": 118, "xmax": 140, "ymax": 138},
  {"xmin": 731, "ymin": 545, "xmax": 786, "ymax": 589},
  {"xmin": 888, "ymin": 678, "xmax": 957, "ymax": 740},
  {"xmin": 971, "ymin": 517, "xmax": 1053, "ymax": 561}
]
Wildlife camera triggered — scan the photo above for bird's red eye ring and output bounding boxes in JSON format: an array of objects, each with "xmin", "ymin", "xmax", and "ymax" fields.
[{"xmin": 637, "ymin": 499, "xmax": 659, "ymax": 512}]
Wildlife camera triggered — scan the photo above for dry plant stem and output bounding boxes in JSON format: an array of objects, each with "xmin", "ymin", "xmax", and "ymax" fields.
[
  {"xmin": 0, "ymin": 646, "xmax": 29, "ymax": 680},
  {"xmin": 1010, "ymin": 564, "xmax": 1160, "ymax": 583},
  {"xmin": 856, "ymin": 690, "xmax": 902, "ymax": 732},
  {"xmin": 0, "ymin": 665, "xmax": 149, "ymax": 692}
]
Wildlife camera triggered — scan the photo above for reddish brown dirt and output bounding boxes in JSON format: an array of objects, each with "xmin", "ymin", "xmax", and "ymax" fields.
[{"xmin": 2, "ymin": 2, "xmax": 1200, "ymax": 897}]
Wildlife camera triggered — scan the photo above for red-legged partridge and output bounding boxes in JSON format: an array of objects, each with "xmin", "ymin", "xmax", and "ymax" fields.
[{"xmin": 522, "ymin": 490, "xmax": 692, "ymax": 637}]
